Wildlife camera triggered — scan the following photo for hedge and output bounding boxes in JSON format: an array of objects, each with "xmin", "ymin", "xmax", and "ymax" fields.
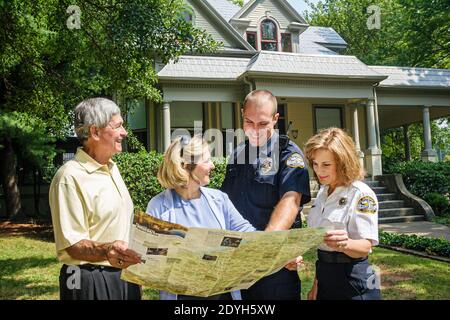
[
  {"xmin": 384, "ymin": 161, "xmax": 450, "ymax": 215},
  {"xmin": 385, "ymin": 161, "xmax": 450, "ymax": 199},
  {"xmin": 379, "ymin": 231, "xmax": 450, "ymax": 258},
  {"xmin": 114, "ymin": 151, "xmax": 227, "ymax": 210}
]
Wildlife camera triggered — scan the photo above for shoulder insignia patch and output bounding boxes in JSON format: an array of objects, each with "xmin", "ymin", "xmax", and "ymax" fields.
[
  {"xmin": 286, "ymin": 153, "xmax": 305, "ymax": 168},
  {"xmin": 356, "ymin": 196, "xmax": 377, "ymax": 214}
]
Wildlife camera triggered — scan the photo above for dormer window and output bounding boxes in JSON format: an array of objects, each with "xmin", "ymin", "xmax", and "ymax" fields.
[
  {"xmin": 260, "ymin": 19, "xmax": 277, "ymax": 51},
  {"xmin": 281, "ymin": 33, "xmax": 292, "ymax": 52}
]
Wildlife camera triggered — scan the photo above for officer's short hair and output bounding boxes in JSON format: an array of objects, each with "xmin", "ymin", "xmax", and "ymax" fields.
[
  {"xmin": 158, "ymin": 135, "xmax": 210, "ymax": 189},
  {"xmin": 304, "ymin": 128, "xmax": 365, "ymax": 185},
  {"xmin": 74, "ymin": 97, "xmax": 121, "ymax": 142},
  {"xmin": 242, "ymin": 90, "xmax": 278, "ymax": 116}
]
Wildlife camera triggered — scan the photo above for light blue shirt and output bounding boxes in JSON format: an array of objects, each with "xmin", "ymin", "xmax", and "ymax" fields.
[{"xmin": 145, "ymin": 186, "xmax": 256, "ymax": 300}]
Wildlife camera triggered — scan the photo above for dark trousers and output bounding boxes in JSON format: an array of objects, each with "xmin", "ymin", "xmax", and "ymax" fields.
[
  {"xmin": 316, "ymin": 251, "xmax": 382, "ymax": 300},
  {"xmin": 241, "ymin": 268, "xmax": 301, "ymax": 300},
  {"xmin": 59, "ymin": 264, "xmax": 141, "ymax": 300}
]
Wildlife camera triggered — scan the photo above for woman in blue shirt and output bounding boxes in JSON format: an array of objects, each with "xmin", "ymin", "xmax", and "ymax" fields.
[{"xmin": 146, "ymin": 135, "xmax": 299, "ymax": 300}]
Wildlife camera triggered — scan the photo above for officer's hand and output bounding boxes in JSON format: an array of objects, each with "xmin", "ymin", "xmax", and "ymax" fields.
[
  {"xmin": 284, "ymin": 256, "xmax": 303, "ymax": 271},
  {"xmin": 324, "ymin": 230, "xmax": 349, "ymax": 252},
  {"xmin": 307, "ymin": 287, "xmax": 317, "ymax": 300},
  {"xmin": 106, "ymin": 240, "xmax": 142, "ymax": 269},
  {"xmin": 307, "ymin": 279, "xmax": 318, "ymax": 300}
]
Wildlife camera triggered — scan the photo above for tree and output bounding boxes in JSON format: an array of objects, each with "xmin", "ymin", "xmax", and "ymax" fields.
[
  {"xmin": 304, "ymin": 0, "xmax": 450, "ymax": 68},
  {"xmin": 0, "ymin": 0, "xmax": 219, "ymax": 219}
]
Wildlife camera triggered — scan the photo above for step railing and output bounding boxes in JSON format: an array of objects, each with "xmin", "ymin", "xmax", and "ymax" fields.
[{"xmin": 374, "ymin": 174, "xmax": 435, "ymax": 221}]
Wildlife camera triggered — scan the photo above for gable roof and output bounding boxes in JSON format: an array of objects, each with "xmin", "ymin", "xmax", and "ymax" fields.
[
  {"xmin": 190, "ymin": 0, "xmax": 255, "ymax": 51},
  {"xmin": 204, "ymin": 0, "xmax": 241, "ymax": 22},
  {"xmin": 370, "ymin": 66, "xmax": 450, "ymax": 89},
  {"xmin": 232, "ymin": 0, "xmax": 308, "ymax": 24}
]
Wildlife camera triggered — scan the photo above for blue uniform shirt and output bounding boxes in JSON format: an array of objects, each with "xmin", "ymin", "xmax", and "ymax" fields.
[{"xmin": 221, "ymin": 132, "xmax": 311, "ymax": 231}]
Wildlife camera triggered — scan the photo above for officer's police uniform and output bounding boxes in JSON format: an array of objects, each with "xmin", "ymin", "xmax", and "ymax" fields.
[
  {"xmin": 221, "ymin": 132, "xmax": 311, "ymax": 300},
  {"xmin": 307, "ymin": 181, "xmax": 382, "ymax": 300}
]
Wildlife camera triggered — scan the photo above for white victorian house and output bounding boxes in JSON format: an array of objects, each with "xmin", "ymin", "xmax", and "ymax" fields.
[{"xmin": 126, "ymin": 0, "xmax": 450, "ymax": 179}]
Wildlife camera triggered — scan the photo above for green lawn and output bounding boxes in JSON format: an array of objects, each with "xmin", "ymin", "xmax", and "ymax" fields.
[{"xmin": 0, "ymin": 232, "xmax": 449, "ymax": 300}]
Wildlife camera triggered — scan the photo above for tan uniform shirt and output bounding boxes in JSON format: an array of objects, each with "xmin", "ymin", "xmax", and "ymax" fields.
[{"xmin": 49, "ymin": 148, "xmax": 133, "ymax": 266}]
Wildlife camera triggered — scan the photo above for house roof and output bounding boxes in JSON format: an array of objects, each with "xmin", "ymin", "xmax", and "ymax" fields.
[
  {"xmin": 300, "ymin": 27, "xmax": 347, "ymax": 47},
  {"xmin": 204, "ymin": 0, "xmax": 241, "ymax": 22},
  {"xmin": 158, "ymin": 51, "xmax": 387, "ymax": 82},
  {"xmin": 158, "ymin": 55, "xmax": 251, "ymax": 81},
  {"xmin": 370, "ymin": 66, "xmax": 450, "ymax": 89},
  {"xmin": 246, "ymin": 51, "xmax": 386, "ymax": 80}
]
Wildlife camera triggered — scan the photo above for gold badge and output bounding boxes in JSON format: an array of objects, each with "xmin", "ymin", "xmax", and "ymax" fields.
[
  {"xmin": 286, "ymin": 153, "xmax": 305, "ymax": 168},
  {"xmin": 260, "ymin": 158, "xmax": 273, "ymax": 175},
  {"xmin": 356, "ymin": 196, "xmax": 377, "ymax": 214}
]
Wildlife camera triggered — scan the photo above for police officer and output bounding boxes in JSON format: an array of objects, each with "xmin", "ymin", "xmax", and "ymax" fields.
[
  {"xmin": 304, "ymin": 127, "xmax": 381, "ymax": 300},
  {"xmin": 221, "ymin": 90, "xmax": 311, "ymax": 300}
]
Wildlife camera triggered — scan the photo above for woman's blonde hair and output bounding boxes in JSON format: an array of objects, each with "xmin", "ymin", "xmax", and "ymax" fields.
[
  {"xmin": 157, "ymin": 135, "xmax": 210, "ymax": 189},
  {"xmin": 304, "ymin": 127, "xmax": 364, "ymax": 186}
]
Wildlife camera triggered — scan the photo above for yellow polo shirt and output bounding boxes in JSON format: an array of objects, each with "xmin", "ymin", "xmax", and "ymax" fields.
[{"xmin": 49, "ymin": 148, "xmax": 134, "ymax": 266}]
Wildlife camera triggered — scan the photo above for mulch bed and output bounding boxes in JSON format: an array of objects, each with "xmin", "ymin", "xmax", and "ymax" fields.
[{"xmin": 0, "ymin": 220, "xmax": 54, "ymax": 241}]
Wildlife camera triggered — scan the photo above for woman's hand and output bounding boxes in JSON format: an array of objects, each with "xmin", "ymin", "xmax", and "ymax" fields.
[
  {"xmin": 284, "ymin": 256, "xmax": 304, "ymax": 271},
  {"xmin": 324, "ymin": 230, "xmax": 350, "ymax": 252}
]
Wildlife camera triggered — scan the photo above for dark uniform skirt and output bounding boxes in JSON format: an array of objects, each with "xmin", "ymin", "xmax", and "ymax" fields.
[
  {"xmin": 316, "ymin": 250, "xmax": 381, "ymax": 300},
  {"xmin": 59, "ymin": 264, "xmax": 141, "ymax": 300}
]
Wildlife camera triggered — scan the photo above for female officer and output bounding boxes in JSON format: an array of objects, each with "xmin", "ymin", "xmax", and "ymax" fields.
[
  {"xmin": 304, "ymin": 128, "xmax": 381, "ymax": 300},
  {"xmin": 146, "ymin": 135, "xmax": 300, "ymax": 300}
]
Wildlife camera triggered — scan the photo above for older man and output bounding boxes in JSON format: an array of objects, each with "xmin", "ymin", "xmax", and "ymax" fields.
[
  {"xmin": 49, "ymin": 97, "xmax": 141, "ymax": 300},
  {"xmin": 221, "ymin": 90, "xmax": 311, "ymax": 300}
]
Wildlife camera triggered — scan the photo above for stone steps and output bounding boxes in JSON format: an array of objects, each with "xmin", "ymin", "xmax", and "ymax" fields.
[
  {"xmin": 379, "ymin": 208, "xmax": 417, "ymax": 218},
  {"xmin": 378, "ymin": 200, "xmax": 405, "ymax": 209},
  {"xmin": 303, "ymin": 179, "xmax": 426, "ymax": 224},
  {"xmin": 379, "ymin": 215, "xmax": 425, "ymax": 224}
]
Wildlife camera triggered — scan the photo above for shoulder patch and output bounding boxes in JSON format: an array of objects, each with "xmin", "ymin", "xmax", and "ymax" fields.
[
  {"xmin": 286, "ymin": 153, "xmax": 305, "ymax": 168},
  {"xmin": 356, "ymin": 196, "xmax": 377, "ymax": 214}
]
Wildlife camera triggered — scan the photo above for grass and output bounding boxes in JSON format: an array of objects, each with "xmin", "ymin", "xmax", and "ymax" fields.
[{"xmin": 0, "ymin": 226, "xmax": 449, "ymax": 300}]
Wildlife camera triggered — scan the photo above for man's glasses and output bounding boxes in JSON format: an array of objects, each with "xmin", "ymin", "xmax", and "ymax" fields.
[{"xmin": 108, "ymin": 123, "xmax": 125, "ymax": 132}]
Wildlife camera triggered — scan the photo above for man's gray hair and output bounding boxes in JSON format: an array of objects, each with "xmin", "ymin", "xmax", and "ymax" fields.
[{"xmin": 74, "ymin": 97, "xmax": 121, "ymax": 142}]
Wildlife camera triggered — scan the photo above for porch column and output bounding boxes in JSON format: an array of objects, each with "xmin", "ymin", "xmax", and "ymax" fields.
[
  {"xmin": 365, "ymin": 99, "xmax": 382, "ymax": 178},
  {"xmin": 162, "ymin": 101, "xmax": 171, "ymax": 152},
  {"xmin": 403, "ymin": 124, "xmax": 411, "ymax": 161},
  {"xmin": 352, "ymin": 105, "xmax": 365, "ymax": 169},
  {"xmin": 421, "ymin": 105, "xmax": 437, "ymax": 162}
]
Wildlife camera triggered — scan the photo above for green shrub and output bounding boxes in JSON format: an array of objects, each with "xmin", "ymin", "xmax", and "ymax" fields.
[
  {"xmin": 424, "ymin": 192, "xmax": 450, "ymax": 216},
  {"xmin": 379, "ymin": 231, "xmax": 450, "ymax": 258},
  {"xmin": 114, "ymin": 151, "xmax": 228, "ymax": 210},
  {"xmin": 385, "ymin": 161, "xmax": 450, "ymax": 199}
]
